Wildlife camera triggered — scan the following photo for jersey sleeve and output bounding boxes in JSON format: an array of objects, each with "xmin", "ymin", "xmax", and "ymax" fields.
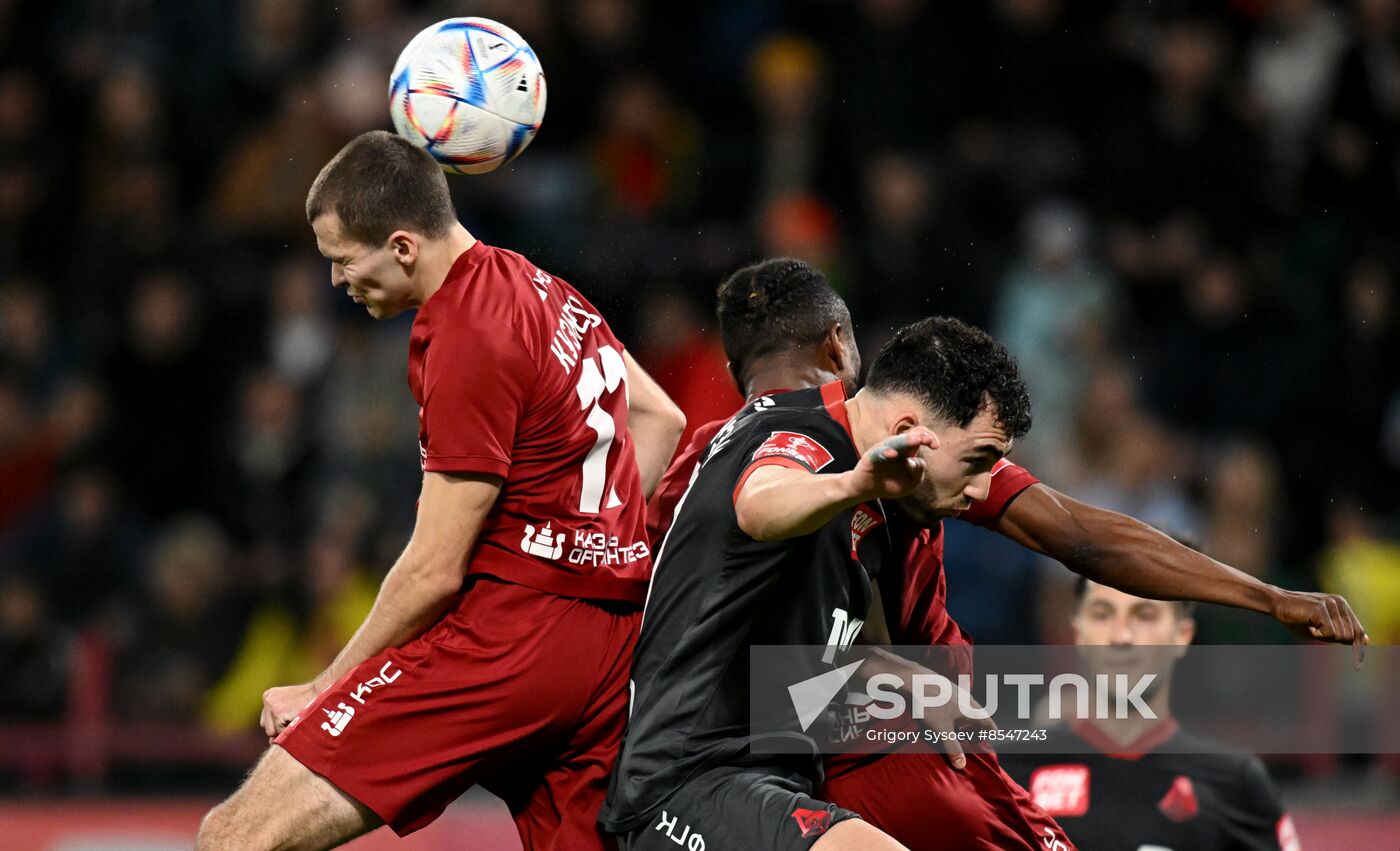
[
  {"xmin": 419, "ymin": 317, "xmax": 535, "ymax": 477},
  {"xmin": 958, "ymin": 459, "xmax": 1039, "ymax": 527},
  {"xmin": 1234, "ymin": 755, "xmax": 1295, "ymax": 850},
  {"xmin": 731, "ymin": 425, "xmax": 841, "ymax": 504}
]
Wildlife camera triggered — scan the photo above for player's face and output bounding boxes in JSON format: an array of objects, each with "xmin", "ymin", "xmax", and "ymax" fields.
[
  {"xmin": 312, "ymin": 213, "xmax": 417, "ymax": 320},
  {"xmin": 1073, "ymin": 582, "xmax": 1193, "ymax": 693},
  {"xmin": 1074, "ymin": 584, "xmax": 1193, "ymax": 647},
  {"xmin": 897, "ymin": 405, "xmax": 1009, "ymax": 522}
]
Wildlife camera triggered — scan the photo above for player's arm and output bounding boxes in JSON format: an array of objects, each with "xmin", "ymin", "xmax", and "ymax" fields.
[
  {"xmin": 995, "ymin": 483, "xmax": 1368, "ymax": 664},
  {"xmin": 260, "ymin": 471, "xmax": 500, "ymax": 736},
  {"xmin": 735, "ymin": 430, "xmax": 937, "ymax": 541},
  {"xmin": 623, "ymin": 350, "xmax": 686, "ymax": 499}
]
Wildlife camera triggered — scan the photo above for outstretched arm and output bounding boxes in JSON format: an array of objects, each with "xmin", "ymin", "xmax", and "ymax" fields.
[
  {"xmin": 624, "ymin": 351, "xmax": 686, "ymax": 500},
  {"xmin": 994, "ymin": 483, "xmax": 1368, "ymax": 665},
  {"xmin": 261, "ymin": 471, "xmax": 501, "ymax": 736},
  {"xmin": 736, "ymin": 430, "xmax": 936, "ymax": 541}
]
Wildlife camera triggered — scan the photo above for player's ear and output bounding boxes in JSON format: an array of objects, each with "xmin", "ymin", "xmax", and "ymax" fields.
[
  {"xmin": 889, "ymin": 410, "xmax": 921, "ymax": 438},
  {"xmin": 1174, "ymin": 615, "xmax": 1196, "ymax": 650},
  {"xmin": 387, "ymin": 230, "xmax": 418, "ymax": 267},
  {"xmin": 823, "ymin": 322, "xmax": 848, "ymax": 372}
]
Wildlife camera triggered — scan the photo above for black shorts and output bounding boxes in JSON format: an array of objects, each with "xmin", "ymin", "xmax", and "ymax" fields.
[{"xmin": 618, "ymin": 765, "xmax": 861, "ymax": 851}]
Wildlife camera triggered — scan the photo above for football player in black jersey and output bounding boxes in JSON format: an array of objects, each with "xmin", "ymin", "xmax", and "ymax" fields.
[
  {"xmin": 627, "ymin": 258, "xmax": 1366, "ymax": 851},
  {"xmin": 601, "ymin": 317, "xmax": 1033, "ymax": 850},
  {"xmin": 1001, "ymin": 578, "xmax": 1301, "ymax": 851}
]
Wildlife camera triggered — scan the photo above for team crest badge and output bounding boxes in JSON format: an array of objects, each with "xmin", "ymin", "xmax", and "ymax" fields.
[{"xmin": 791, "ymin": 807, "xmax": 833, "ymax": 838}]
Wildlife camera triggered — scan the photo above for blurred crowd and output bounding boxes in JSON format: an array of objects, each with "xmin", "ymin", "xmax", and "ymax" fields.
[{"xmin": 1, "ymin": 0, "xmax": 1399, "ymax": 765}]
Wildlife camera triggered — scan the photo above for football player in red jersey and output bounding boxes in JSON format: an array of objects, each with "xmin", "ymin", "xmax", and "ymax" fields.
[
  {"xmin": 196, "ymin": 131, "xmax": 685, "ymax": 851},
  {"xmin": 647, "ymin": 258, "xmax": 1366, "ymax": 851}
]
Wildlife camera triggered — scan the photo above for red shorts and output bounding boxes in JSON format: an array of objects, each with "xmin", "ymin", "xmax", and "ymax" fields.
[
  {"xmin": 275, "ymin": 577, "xmax": 641, "ymax": 848},
  {"xmin": 818, "ymin": 752, "xmax": 1075, "ymax": 851}
]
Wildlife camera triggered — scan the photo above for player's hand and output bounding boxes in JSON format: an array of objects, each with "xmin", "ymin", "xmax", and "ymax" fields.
[
  {"xmin": 261, "ymin": 682, "xmax": 322, "ymax": 739},
  {"xmin": 916, "ymin": 679, "xmax": 998, "ymax": 771},
  {"xmin": 1270, "ymin": 590, "xmax": 1369, "ymax": 669},
  {"xmin": 849, "ymin": 428, "xmax": 938, "ymax": 502}
]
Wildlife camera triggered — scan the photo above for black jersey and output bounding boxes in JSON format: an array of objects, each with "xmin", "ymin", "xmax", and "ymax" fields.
[
  {"xmin": 601, "ymin": 382, "xmax": 895, "ymax": 833},
  {"xmin": 1000, "ymin": 721, "xmax": 1298, "ymax": 851}
]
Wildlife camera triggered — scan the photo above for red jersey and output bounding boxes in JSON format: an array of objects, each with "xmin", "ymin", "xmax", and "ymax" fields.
[
  {"xmin": 892, "ymin": 458, "xmax": 1042, "ymax": 647},
  {"xmin": 646, "ymin": 416, "xmax": 727, "ymax": 548},
  {"xmin": 408, "ymin": 241, "xmax": 650, "ymax": 604}
]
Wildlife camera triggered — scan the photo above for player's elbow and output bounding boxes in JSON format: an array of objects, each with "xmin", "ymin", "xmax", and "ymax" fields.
[
  {"xmin": 400, "ymin": 554, "xmax": 469, "ymax": 602},
  {"xmin": 649, "ymin": 396, "xmax": 687, "ymax": 443}
]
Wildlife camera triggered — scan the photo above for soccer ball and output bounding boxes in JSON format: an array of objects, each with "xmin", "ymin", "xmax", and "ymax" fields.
[{"xmin": 388, "ymin": 17, "xmax": 547, "ymax": 175}]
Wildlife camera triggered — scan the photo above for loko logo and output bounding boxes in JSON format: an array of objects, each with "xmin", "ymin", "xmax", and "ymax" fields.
[
  {"xmin": 1157, "ymin": 775, "xmax": 1199, "ymax": 822},
  {"xmin": 791, "ymin": 807, "xmax": 833, "ymax": 839}
]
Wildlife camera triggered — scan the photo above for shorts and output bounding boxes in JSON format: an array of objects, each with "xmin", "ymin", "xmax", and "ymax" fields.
[
  {"xmin": 618, "ymin": 765, "xmax": 861, "ymax": 851},
  {"xmin": 819, "ymin": 752, "xmax": 1075, "ymax": 851},
  {"xmin": 275, "ymin": 576, "xmax": 641, "ymax": 849}
]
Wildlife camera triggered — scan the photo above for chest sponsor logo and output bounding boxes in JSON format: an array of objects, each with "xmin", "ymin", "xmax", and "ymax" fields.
[
  {"xmin": 520, "ymin": 521, "xmax": 650, "ymax": 566},
  {"xmin": 521, "ymin": 522, "xmax": 566, "ymax": 559},
  {"xmin": 653, "ymin": 810, "xmax": 705, "ymax": 850},
  {"xmin": 791, "ymin": 807, "xmax": 833, "ymax": 839},
  {"xmin": 1276, "ymin": 814, "xmax": 1300, "ymax": 851},
  {"xmin": 1157, "ymin": 775, "xmax": 1199, "ymax": 822},
  {"xmin": 1029, "ymin": 764, "xmax": 1091, "ymax": 817},
  {"xmin": 850, "ymin": 503, "xmax": 884, "ymax": 558},
  {"xmin": 753, "ymin": 431, "xmax": 835, "ymax": 471}
]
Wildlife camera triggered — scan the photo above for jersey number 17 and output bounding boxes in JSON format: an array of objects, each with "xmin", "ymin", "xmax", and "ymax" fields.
[{"xmin": 575, "ymin": 344, "xmax": 627, "ymax": 514}]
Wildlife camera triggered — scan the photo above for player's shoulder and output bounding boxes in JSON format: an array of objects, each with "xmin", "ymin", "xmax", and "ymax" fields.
[
  {"xmin": 708, "ymin": 385, "xmax": 851, "ymax": 465},
  {"xmin": 1160, "ymin": 727, "xmax": 1271, "ymax": 779},
  {"xmin": 1164, "ymin": 728, "xmax": 1287, "ymax": 816},
  {"xmin": 460, "ymin": 242, "xmax": 558, "ymax": 309},
  {"xmin": 418, "ymin": 242, "xmax": 528, "ymax": 326}
]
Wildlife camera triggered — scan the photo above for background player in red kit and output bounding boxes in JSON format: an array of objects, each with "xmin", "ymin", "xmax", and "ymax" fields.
[
  {"xmin": 647, "ymin": 258, "xmax": 1367, "ymax": 851},
  {"xmin": 195, "ymin": 131, "xmax": 685, "ymax": 850}
]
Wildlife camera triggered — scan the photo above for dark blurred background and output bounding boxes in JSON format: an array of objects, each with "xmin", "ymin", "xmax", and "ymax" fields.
[{"xmin": 0, "ymin": 0, "xmax": 1397, "ymax": 841}]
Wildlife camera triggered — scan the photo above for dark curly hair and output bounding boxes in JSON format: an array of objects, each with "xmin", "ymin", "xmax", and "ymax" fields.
[
  {"xmin": 715, "ymin": 258, "xmax": 852, "ymax": 385},
  {"xmin": 865, "ymin": 317, "xmax": 1032, "ymax": 439}
]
